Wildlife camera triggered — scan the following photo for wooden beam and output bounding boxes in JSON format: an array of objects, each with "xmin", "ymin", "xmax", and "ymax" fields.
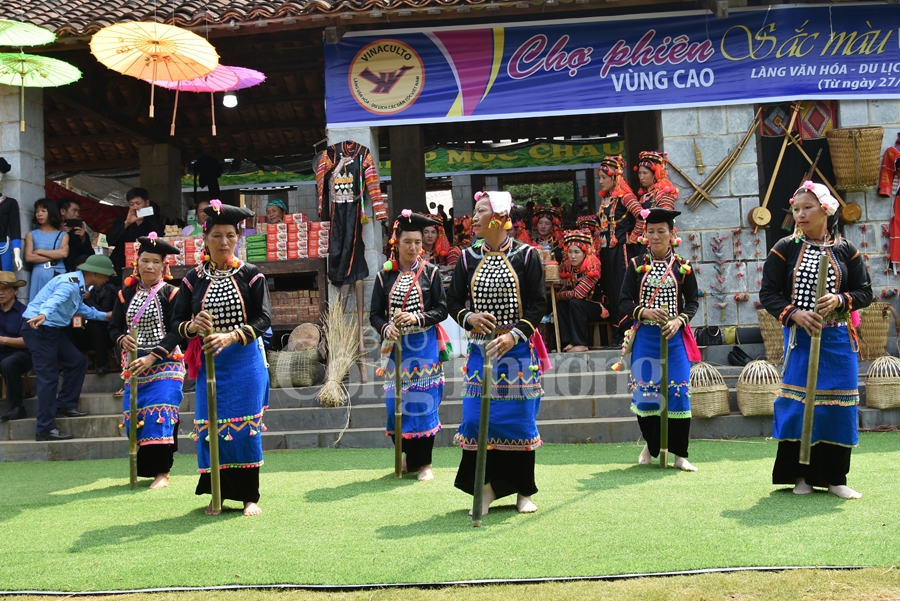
[
  {"xmin": 45, "ymin": 88, "xmax": 170, "ymax": 145},
  {"xmin": 47, "ymin": 133, "xmax": 144, "ymax": 145},
  {"xmin": 174, "ymin": 120, "xmax": 324, "ymax": 138},
  {"xmin": 46, "ymin": 157, "xmax": 142, "ymax": 173}
]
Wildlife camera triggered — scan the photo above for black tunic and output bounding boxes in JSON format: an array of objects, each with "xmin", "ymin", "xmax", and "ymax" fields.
[
  {"xmin": 619, "ymin": 250, "xmax": 700, "ymax": 328},
  {"xmin": 370, "ymin": 259, "xmax": 448, "ymax": 336},
  {"xmin": 110, "ymin": 282, "xmax": 184, "ymax": 359}
]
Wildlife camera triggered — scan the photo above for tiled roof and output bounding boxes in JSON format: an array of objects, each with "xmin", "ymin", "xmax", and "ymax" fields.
[{"xmin": 7, "ymin": 0, "xmax": 490, "ymax": 38}]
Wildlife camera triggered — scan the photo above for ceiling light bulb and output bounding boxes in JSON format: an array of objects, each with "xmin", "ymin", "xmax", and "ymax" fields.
[{"xmin": 223, "ymin": 93, "xmax": 238, "ymax": 108}]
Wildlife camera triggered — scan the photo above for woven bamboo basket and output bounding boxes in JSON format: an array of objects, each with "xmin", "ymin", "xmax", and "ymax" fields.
[
  {"xmin": 689, "ymin": 362, "xmax": 730, "ymax": 418},
  {"xmin": 756, "ymin": 309, "xmax": 784, "ymax": 364},
  {"xmin": 267, "ymin": 348, "xmax": 319, "ymax": 388},
  {"xmin": 865, "ymin": 355, "xmax": 900, "ymax": 410},
  {"xmin": 826, "ymin": 126, "xmax": 883, "ymax": 190},
  {"xmin": 857, "ymin": 302, "xmax": 900, "ymax": 361},
  {"xmin": 736, "ymin": 360, "xmax": 780, "ymax": 416}
]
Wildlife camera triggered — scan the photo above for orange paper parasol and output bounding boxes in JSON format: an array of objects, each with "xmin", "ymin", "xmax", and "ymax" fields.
[{"xmin": 89, "ymin": 21, "xmax": 218, "ymax": 118}]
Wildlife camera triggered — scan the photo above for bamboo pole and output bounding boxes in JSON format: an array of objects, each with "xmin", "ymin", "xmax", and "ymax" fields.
[
  {"xmin": 394, "ymin": 339, "xmax": 403, "ymax": 479},
  {"xmin": 204, "ymin": 326, "xmax": 222, "ymax": 513},
  {"xmin": 128, "ymin": 329, "xmax": 139, "ymax": 489},
  {"xmin": 786, "ymin": 133, "xmax": 845, "ymax": 206},
  {"xmin": 659, "ymin": 304, "xmax": 669, "ymax": 469},
  {"xmin": 170, "ymin": 88, "xmax": 179, "ymax": 136},
  {"xmin": 800, "ymin": 253, "xmax": 829, "ymax": 465},
  {"xmin": 760, "ymin": 104, "xmax": 800, "ymax": 214},
  {"xmin": 472, "ymin": 333, "xmax": 495, "ymax": 527},
  {"xmin": 667, "ymin": 160, "xmax": 717, "ymax": 208},
  {"xmin": 356, "ymin": 280, "xmax": 367, "ymax": 383}
]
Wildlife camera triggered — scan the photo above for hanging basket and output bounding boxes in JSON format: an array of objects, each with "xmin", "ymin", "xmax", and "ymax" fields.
[
  {"xmin": 267, "ymin": 348, "xmax": 319, "ymax": 388},
  {"xmin": 857, "ymin": 302, "xmax": 900, "ymax": 361},
  {"xmin": 756, "ymin": 309, "xmax": 784, "ymax": 365},
  {"xmin": 689, "ymin": 362, "xmax": 730, "ymax": 418},
  {"xmin": 736, "ymin": 360, "xmax": 780, "ymax": 416},
  {"xmin": 865, "ymin": 355, "xmax": 900, "ymax": 410},
  {"xmin": 826, "ymin": 126, "xmax": 883, "ymax": 190}
]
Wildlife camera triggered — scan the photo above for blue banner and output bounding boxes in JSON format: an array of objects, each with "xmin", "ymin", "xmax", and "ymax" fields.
[{"xmin": 324, "ymin": 4, "xmax": 900, "ymax": 127}]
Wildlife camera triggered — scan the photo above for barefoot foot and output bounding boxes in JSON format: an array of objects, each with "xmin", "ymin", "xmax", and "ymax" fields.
[
  {"xmin": 243, "ymin": 502, "xmax": 262, "ymax": 516},
  {"xmin": 417, "ymin": 465, "xmax": 434, "ymax": 481},
  {"xmin": 204, "ymin": 503, "xmax": 222, "ymax": 516},
  {"xmin": 568, "ymin": 345, "xmax": 589, "ymax": 353},
  {"xmin": 828, "ymin": 484, "xmax": 862, "ymax": 499},
  {"xmin": 516, "ymin": 494, "xmax": 537, "ymax": 513},
  {"xmin": 149, "ymin": 473, "xmax": 170, "ymax": 489},
  {"xmin": 673, "ymin": 456, "xmax": 698, "ymax": 472},
  {"xmin": 562, "ymin": 344, "xmax": 573, "ymax": 352},
  {"xmin": 468, "ymin": 483, "xmax": 495, "ymax": 516},
  {"xmin": 638, "ymin": 444, "xmax": 652, "ymax": 465},
  {"xmin": 401, "ymin": 455, "xmax": 407, "ymax": 473},
  {"xmin": 793, "ymin": 478, "xmax": 813, "ymax": 495}
]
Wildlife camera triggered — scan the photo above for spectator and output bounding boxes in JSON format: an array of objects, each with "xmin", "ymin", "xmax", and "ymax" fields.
[
  {"xmin": 182, "ymin": 199, "xmax": 210, "ymax": 237},
  {"xmin": 21, "ymin": 255, "xmax": 115, "ymax": 441},
  {"xmin": 25, "ymin": 198, "xmax": 69, "ymax": 299},
  {"xmin": 266, "ymin": 199, "xmax": 287, "ymax": 224},
  {"xmin": 106, "ymin": 188, "xmax": 165, "ymax": 283},
  {"xmin": 0, "ymin": 272, "xmax": 31, "ymax": 422},
  {"xmin": 65, "ymin": 254, "xmax": 115, "ymax": 375},
  {"xmin": 58, "ymin": 197, "xmax": 95, "ymax": 272}
]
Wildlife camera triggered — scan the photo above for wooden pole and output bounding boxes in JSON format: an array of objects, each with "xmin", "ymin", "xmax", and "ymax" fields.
[
  {"xmin": 760, "ymin": 104, "xmax": 800, "ymax": 215},
  {"xmin": 659, "ymin": 304, "xmax": 669, "ymax": 469},
  {"xmin": 472, "ymin": 333, "xmax": 495, "ymax": 527},
  {"xmin": 786, "ymin": 134, "xmax": 845, "ymax": 206},
  {"xmin": 170, "ymin": 88, "xmax": 179, "ymax": 136},
  {"xmin": 394, "ymin": 339, "xmax": 403, "ymax": 479},
  {"xmin": 204, "ymin": 327, "xmax": 222, "ymax": 512},
  {"xmin": 800, "ymin": 253, "xmax": 829, "ymax": 465},
  {"xmin": 128, "ymin": 329, "xmax": 139, "ymax": 489}
]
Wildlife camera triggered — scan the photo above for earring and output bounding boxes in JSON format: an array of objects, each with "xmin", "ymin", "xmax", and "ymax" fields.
[{"xmin": 489, "ymin": 218, "xmax": 500, "ymax": 229}]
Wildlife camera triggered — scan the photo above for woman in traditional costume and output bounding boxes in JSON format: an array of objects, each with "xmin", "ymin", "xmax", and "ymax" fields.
[
  {"xmin": 626, "ymin": 151, "xmax": 677, "ymax": 261},
  {"xmin": 174, "ymin": 201, "xmax": 271, "ymax": 516},
  {"xmin": 445, "ymin": 215, "xmax": 474, "ymax": 269},
  {"xmin": 575, "ymin": 215, "xmax": 603, "ymax": 256},
  {"xmin": 556, "ymin": 229, "xmax": 607, "ymax": 353},
  {"xmin": 597, "ymin": 156, "xmax": 641, "ymax": 344},
  {"xmin": 448, "ymin": 191, "xmax": 549, "ymax": 515},
  {"xmin": 420, "ymin": 215, "xmax": 450, "ymax": 266},
  {"xmin": 759, "ymin": 182, "xmax": 871, "ymax": 499},
  {"xmin": 531, "ymin": 205, "xmax": 564, "ymax": 261},
  {"xmin": 111, "ymin": 234, "xmax": 184, "ymax": 489},
  {"xmin": 618, "ymin": 208, "xmax": 700, "ymax": 472},
  {"xmin": 371, "ymin": 211, "xmax": 449, "ymax": 481}
]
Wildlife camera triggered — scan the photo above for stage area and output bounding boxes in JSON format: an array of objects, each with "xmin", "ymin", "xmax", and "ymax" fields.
[{"xmin": 0, "ymin": 435, "xmax": 897, "ymax": 593}]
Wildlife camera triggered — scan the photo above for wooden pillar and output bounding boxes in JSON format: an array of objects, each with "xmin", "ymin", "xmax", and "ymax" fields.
[{"xmin": 388, "ymin": 125, "xmax": 427, "ymax": 218}]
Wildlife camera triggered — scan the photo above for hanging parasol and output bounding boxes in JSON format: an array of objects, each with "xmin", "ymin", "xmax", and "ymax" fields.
[
  {"xmin": 89, "ymin": 21, "xmax": 218, "ymax": 118},
  {"xmin": 145, "ymin": 65, "xmax": 265, "ymax": 136},
  {"xmin": 0, "ymin": 52, "xmax": 81, "ymax": 131},
  {"xmin": 0, "ymin": 19, "xmax": 56, "ymax": 47}
]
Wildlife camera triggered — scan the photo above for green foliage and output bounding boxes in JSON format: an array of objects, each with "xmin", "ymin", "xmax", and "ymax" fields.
[{"xmin": 506, "ymin": 183, "xmax": 575, "ymax": 210}]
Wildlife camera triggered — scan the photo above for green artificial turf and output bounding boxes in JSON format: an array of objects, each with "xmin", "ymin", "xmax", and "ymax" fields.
[{"xmin": 0, "ymin": 434, "xmax": 897, "ymax": 592}]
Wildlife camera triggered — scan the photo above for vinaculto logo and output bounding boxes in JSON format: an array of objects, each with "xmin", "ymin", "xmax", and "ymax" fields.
[{"xmin": 349, "ymin": 39, "xmax": 425, "ymax": 115}]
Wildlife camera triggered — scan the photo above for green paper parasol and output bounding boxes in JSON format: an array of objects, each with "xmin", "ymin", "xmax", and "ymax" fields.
[
  {"xmin": 0, "ymin": 20, "xmax": 55, "ymax": 47},
  {"xmin": 0, "ymin": 52, "xmax": 81, "ymax": 131}
]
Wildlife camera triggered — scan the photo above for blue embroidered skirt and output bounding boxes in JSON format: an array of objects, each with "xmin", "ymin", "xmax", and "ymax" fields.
[
  {"xmin": 629, "ymin": 324, "xmax": 692, "ymax": 418},
  {"xmin": 454, "ymin": 339, "xmax": 543, "ymax": 451},
  {"xmin": 193, "ymin": 340, "xmax": 269, "ymax": 472},
  {"xmin": 383, "ymin": 328, "xmax": 443, "ymax": 439},
  {"xmin": 123, "ymin": 353, "xmax": 184, "ymax": 446},
  {"xmin": 773, "ymin": 326, "xmax": 859, "ymax": 448}
]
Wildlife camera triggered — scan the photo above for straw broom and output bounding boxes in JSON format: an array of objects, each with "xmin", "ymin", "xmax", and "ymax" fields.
[{"xmin": 318, "ymin": 302, "xmax": 363, "ymax": 408}]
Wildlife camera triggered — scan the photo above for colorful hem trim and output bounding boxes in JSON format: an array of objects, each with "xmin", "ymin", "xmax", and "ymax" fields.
[
  {"xmin": 453, "ymin": 432, "xmax": 543, "ymax": 451},
  {"xmin": 630, "ymin": 406, "xmax": 692, "ymax": 419},
  {"xmin": 385, "ymin": 424, "xmax": 442, "ymax": 439},
  {"xmin": 198, "ymin": 460, "xmax": 264, "ymax": 473},
  {"xmin": 778, "ymin": 384, "xmax": 860, "ymax": 406},
  {"xmin": 771, "ymin": 437, "xmax": 859, "ymax": 449}
]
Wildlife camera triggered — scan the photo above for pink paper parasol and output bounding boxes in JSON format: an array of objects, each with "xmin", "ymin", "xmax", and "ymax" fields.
[{"xmin": 144, "ymin": 65, "xmax": 265, "ymax": 136}]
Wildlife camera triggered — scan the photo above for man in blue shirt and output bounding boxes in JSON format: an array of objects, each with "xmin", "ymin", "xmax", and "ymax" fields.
[
  {"xmin": 22, "ymin": 255, "xmax": 115, "ymax": 441},
  {"xmin": 0, "ymin": 272, "xmax": 31, "ymax": 422}
]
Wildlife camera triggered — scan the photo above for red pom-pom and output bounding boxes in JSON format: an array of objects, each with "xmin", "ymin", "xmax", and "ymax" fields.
[{"xmin": 124, "ymin": 276, "xmax": 138, "ymax": 287}]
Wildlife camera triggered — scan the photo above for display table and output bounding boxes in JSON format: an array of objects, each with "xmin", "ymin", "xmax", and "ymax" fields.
[{"xmin": 168, "ymin": 258, "xmax": 328, "ymax": 329}]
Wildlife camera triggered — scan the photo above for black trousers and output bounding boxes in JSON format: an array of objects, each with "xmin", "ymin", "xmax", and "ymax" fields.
[
  {"xmin": 455, "ymin": 449, "xmax": 537, "ymax": 499},
  {"xmin": 772, "ymin": 441, "xmax": 852, "ymax": 487},
  {"xmin": 391, "ymin": 433, "xmax": 435, "ymax": 472},
  {"xmin": 21, "ymin": 324, "xmax": 86, "ymax": 434},
  {"xmin": 0, "ymin": 348, "xmax": 32, "ymax": 407},
  {"xmin": 557, "ymin": 298, "xmax": 605, "ymax": 348},
  {"xmin": 196, "ymin": 467, "xmax": 260, "ymax": 504},
  {"xmin": 637, "ymin": 415, "xmax": 691, "ymax": 458},
  {"xmin": 66, "ymin": 321, "xmax": 112, "ymax": 368}
]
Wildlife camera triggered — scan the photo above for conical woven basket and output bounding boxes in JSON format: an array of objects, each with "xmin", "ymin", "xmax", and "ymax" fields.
[
  {"xmin": 689, "ymin": 362, "xmax": 730, "ymax": 418},
  {"xmin": 865, "ymin": 355, "xmax": 900, "ymax": 410},
  {"xmin": 857, "ymin": 302, "xmax": 900, "ymax": 361},
  {"xmin": 736, "ymin": 360, "xmax": 780, "ymax": 416},
  {"xmin": 757, "ymin": 309, "xmax": 784, "ymax": 364},
  {"xmin": 826, "ymin": 126, "xmax": 883, "ymax": 190}
]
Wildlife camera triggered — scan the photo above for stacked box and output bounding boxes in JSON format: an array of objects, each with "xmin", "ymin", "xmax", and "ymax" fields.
[
  {"xmin": 284, "ymin": 213, "xmax": 308, "ymax": 224},
  {"xmin": 307, "ymin": 221, "xmax": 330, "ymax": 258},
  {"xmin": 269, "ymin": 289, "xmax": 321, "ymax": 323},
  {"xmin": 245, "ymin": 233, "xmax": 268, "ymax": 263},
  {"xmin": 266, "ymin": 224, "xmax": 289, "ymax": 261}
]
